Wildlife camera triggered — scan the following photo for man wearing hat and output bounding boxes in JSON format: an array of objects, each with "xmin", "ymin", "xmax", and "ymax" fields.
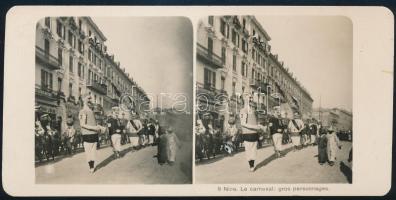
[
  {"xmin": 288, "ymin": 112, "xmax": 305, "ymax": 151},
  {"xmin": 326, "ymin": 126, "xmax": 341, "ymax": 166},
  {"xmin": 78, "ymin": 94, "xmax": 102, "ymax": 173}
]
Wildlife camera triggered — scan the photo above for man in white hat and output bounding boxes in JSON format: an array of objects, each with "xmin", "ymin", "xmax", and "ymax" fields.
[
  {"xmin": 288, "ymin": 112, "xmax": 305, "ymax": 151},
  {"xmin": 79, "ymin": 94, "xmax": 102, "ymax": 173}
]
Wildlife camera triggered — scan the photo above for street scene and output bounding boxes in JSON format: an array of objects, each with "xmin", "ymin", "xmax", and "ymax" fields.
[
  {"xmin": 195, "ymin": 16, "xmax": 352, "ymax": 183},
  {"xmin": 196, "ymin": 141, "xmax": 352, "ymax": 183},
  {"xmin": 34, "ymin": 17, "xmax": 193, "ymax": 184}
]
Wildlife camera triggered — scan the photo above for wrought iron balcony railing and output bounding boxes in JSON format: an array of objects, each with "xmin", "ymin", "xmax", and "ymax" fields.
[
  {"xmin": 196, "ymin": 43, "xmax": 223, "ymax": 69},
  {"xmin": 87, "ymin": 80, "xmax": 107, "ymax": 95},
  {"xmin": 35, "ymin": 46, "xmax": 61, "ymax": 70}
]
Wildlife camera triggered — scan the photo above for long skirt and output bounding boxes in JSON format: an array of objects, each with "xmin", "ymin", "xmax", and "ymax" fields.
[
  {"xmin": 327, "ymin": 145, "xmax": 338, "ymax": 162},
  {"xmin": 129, "ymin": 136, "xmax": 139, "ymax": 147},
  {"xmin": 157, "ymin": 137, "xmax": 168, "ymax": 164},
  {"xmin": 272, "ymin": 133, "xmax": 283, "ymax": 151},
  {"xmin": 243, "ymin": 141, "xmax": 257, "ymax": 161},
  {"xmin": 310, "ymin": 134, "xmax": 316, "ymax": 144},
  {"xmin": 291, "ymin": 135, "xmax": 301, "ymax": 146},
  {"xmin": 318, "ymin": 146, "xmax": 327, "ymax": 163},
  {"xmin": 111, "ymin": 134, "xmax": 121, "ymax": 152},
  {"xmin": 83, "ymin": 142, "xmax": 97, "ymax": 162},
  {"xmin": 148, "ymin": 135, "xmax": 154, "ymax": 144}
]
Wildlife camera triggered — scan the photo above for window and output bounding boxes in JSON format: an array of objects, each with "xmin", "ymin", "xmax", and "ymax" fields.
[
  {"xmin": 221, "ymin": 47, "xmax": 226, "ymax": 64},
  {"xmin": 45, "ymin": 17, "xmax": 51, "ymax": 28},
  {"xmin": 241, "ymin": 61, "xmax": 245, "ymax": 76},
  {"xmin": 58, "ymin": 48, "xmax": 62, "ymax": 65},
  {"xmin": 44, "ymin": 39, "xmax": 50, "ymax": 56},
  {"xmin": 68, "ymin": 31, "xmax": 73, "ymax": 46},
  {"xmin": 78, "ymin": 19, "xmax": 82, "ymax": 30},
  {"xmin": 56, "ymin": 20, "xmax": 63, "ymax": 38},
  {"xmin": 242, "ymin": 18, "xmax": 246, "ymax": 29},
  {"xmin": 79, "ymin": 87, "xmax": 82, "ymax": 96},
  {"xmin": 242, "ymin": 39, "xmax": 248, "ymax": 53},
  {"xmin": 252, "ymin": 48, "xmax": 255, "ymax": 59},
  {"xmin": 208, "ymin": 16, "xmax": 214, "ymax": 26},
  {"xmin": 232, "ymin": 82, "xmax": 236, "ymax": 94},
  {"xmin": 253, "ymin": 29, "xmax": 256, "ymax": 36},
  {"xmin": 231, "ymin": 29, "xmax": 236, "ymax": 44},
  {"xmin": 69, "ymin": 55, "xmax": 73, "ymax": 73},
  {"xmin": 221, "ymin": 77, "xmax": 225, "ymax": 90},
  {"xmin": 207, "ymin": 38, "xmax": 213, "ymax": 54},
  {"xmin": 204, "ymin": 68, "xmax": 216, "ymax": 88},
  {"xmin": 220, "ymin": 19, "xmax": 226, "ymax": 36},
  {"xmin": 88, "ymin": 49, "xmax": 92, "ymax": 61},
  {"xmin": 41, "ymin": 69, "xmax": 53, "ymax": 90},
  {"xmin": 78, "ymin": 40, "xmax": 83, "ymax": 54},
  {"xmin": 78, "ymin": 62, "xmax": 82, "ymax": 77},
  {"xmin": 69, "ymin": 83, "xmax": 73, "ymax": 96},
  {"xmin": 58, "ymin": 78, "xmax": 62, "ymax": 92},
  {"xmin": 232, "ymin": 55, "xmax": 236, "ymax": 71}
]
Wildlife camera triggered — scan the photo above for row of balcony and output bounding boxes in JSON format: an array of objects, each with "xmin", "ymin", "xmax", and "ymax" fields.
[
  {"xmin": 87, "ymin": 80, "xmax": 107, "ymax": 95},
  {"xmin": 35, "ymin": 84, "xmax": 81, "ymax": 103},
  {"xmin": 196, "ymin": 43, "xmax": 223, "ymax": 69},
  {"xmin": 36, "ymin": 46, "xmax": 61, "ymax": 70}
]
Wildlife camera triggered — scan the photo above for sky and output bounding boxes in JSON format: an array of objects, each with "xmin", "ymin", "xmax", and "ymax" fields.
[
  {"xmin": 257, "ymin": 16, "xmax": 353, "ymax": 112},
  {"xmin": 92, "ymin": 17, "xmax": 193, "ymax": 109}
]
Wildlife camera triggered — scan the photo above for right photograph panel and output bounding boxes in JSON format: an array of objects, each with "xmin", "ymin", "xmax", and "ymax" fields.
[{"xmin": 195, "ymin": 15, "xmax": 353, "ymax": 184}]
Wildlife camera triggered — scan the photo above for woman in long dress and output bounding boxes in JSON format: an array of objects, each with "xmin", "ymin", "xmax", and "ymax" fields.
[
  {"xmin": 165, "ymin": 127, "xmax": 180, "ymax": 165},
  {"xmin": 326, "ymin": 126, "xmax": 341, "ymax": 166}
]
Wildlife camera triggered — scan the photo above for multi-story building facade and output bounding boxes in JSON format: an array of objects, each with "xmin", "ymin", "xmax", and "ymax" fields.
[
  {"xmin": 312, "ymin": 107, "xmax": 352, "ymax": 131},
  {"xmin": 35, "ymin": 17, "xmax": 149, "ymax": 124},
  {"xmin": 196, "ymin": 15, "xmax": 313, "ymax": 129}
]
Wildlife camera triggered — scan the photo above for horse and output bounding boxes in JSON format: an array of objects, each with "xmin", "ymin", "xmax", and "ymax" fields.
[
  {"xmin": 200, "ymin": 133, "xmax": 215, "ymax": 159},
  {"xmin": 42, "ymin": 132, "xmax": 55, "ymax": 161},
  {"xmin": 35, "ymin": 134, "xmax": 45, "ymax": 162}
]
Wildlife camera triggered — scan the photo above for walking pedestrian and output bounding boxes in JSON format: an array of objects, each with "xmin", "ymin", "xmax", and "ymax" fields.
[
  {"xmin": 119, "ymin": 112, "xmax": 129, "ymax": 145},
  {"xmin": 107, "ymin": 112, "xmax": 122, "ymax": 158},
  {"xmin": 63, "ymin": 119, "xmax": 76, "ymax": 155},
  {"xmin": 326, "ymin": 126, "xmax": 341, "ymax": 166},
  {"xmin": 240, "ymin": 107, "xmax": 265, "ymax": 172},
  {"xmin": 126, "ymin": 111, "xmax": 143, "ymax": 151},
  {"xmin": 309, "ymin": 119, "xmax": 318, "ymax": 145},
  {"xmin": 317, "ymin": 127, "xmax": 328, "ymax": 165},
  {"xmin": 165, "ymin": 126, "xmax": 181, "ymax": 165},
  {"xmin": 224, "ymin": 117, "xmax": 238, "ymax": 155},
  {"xmin": 147, "ymin": 118, "xmax": 156, "ymax": 146},
  {"xmin": 79, "ymin": 94, "xmax": 102, "ymax": 173},
  {"xmin": 269, "ymin": 109, "xmax": 286, "ymax": 158},
  {"xmin": 288, "ymin": 112, "xmax": 305, "ymax": 151}
]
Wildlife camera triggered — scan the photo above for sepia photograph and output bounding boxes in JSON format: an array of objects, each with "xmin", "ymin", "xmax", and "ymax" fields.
[
  {"xmin": 34, "ymin": 16, "xmax": 193, "ymax": 184},
  {"xmin": 195, "ymin": 15, "xmax": 353, "ymax": 184},
  {"xmin": 2, "ymin": 6, "xmax": 393, "ymax": 196}
]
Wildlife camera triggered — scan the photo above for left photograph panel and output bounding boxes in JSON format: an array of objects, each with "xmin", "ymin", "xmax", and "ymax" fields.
[{"xmin": 34, "ymin": 16, "xmax": 193, "ymax": 184}]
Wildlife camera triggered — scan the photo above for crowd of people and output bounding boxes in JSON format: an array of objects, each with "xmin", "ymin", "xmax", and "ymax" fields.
[
  {"xmin": 195, "ymin": 106, "xmax": 350, "ymax": 172},
  {"xmin": 35, "ymin": 94, "xmax": 181, "ymax": 173}
]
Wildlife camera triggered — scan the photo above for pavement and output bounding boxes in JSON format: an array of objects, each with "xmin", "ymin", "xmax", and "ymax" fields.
[
  {"xmin": 35, "ymin": 141, "xmax": 192, "ymax": 184},
  {"xmin": 195, "ymin": 141, "xmax": 352, "ymax": 184}
]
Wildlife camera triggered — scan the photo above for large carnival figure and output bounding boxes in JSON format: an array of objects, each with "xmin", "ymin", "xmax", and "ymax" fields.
[{"xmin": 239, "ymin": 95, "xmax": 264, "ymax": 172}]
